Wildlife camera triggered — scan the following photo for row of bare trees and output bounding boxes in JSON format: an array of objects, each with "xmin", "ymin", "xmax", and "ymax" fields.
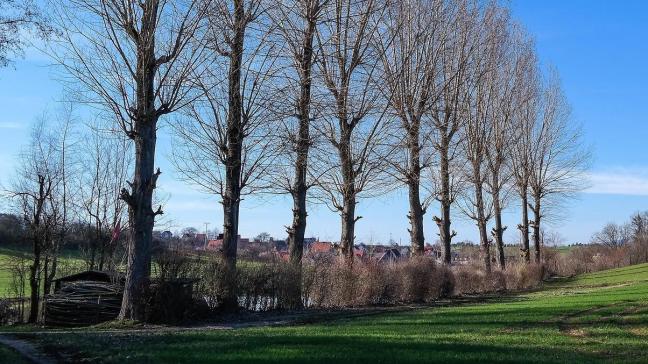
[{"xmin": 20, "ymin": 0, "xmax": 589, "ymax": 319}]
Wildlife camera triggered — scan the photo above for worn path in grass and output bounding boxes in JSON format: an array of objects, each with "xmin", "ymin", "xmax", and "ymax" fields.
[{"xmin": 2, "ymin": 263, "xmax": 648, "ymax": 363}]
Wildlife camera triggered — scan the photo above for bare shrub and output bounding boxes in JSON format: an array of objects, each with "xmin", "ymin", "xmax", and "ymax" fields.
[
  {"xmin": 452, "ymin": 264, "xmax": 509, "ymax": 295},
  {"xmin": 153, "ymin": 244, "xmax": 194, "ymax": 280},
  {"xmin": 0, "ymin": 299, "xmax": 22, "ymax": 325},
  {"xmin": 302, "ymin": 258, "xmax": 455, "ymax": 308},
  {"xmin": 503, "ymin": 262, "xmax": 544, "ymax": 291}
]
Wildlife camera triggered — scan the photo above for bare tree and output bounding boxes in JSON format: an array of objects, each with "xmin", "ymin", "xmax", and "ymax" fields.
[
  {"xmin": 509, "ymin": 45, "xmax": 539, "ymax": 264},
  {"xmin": 376, "ymin": 0, "xmax": 447, "ymax": 255},
  {"xmin": 528, "ymin": 71, "xmax": 590, "ymax": 263},
  {"xmin": 484, "ymin": 26, "xmax": 533, "ymax": 270},
  {"xmin": 270, "ymin": 0, "xmax": 328, "ymax": 279},
  {"xmin": 78, "ymin": 123, "xmax": 132, "ymax": 271},
  {"xmin": 591, "ymin": 222, "xmax": 630, "ymax": 247},
  {"xmin": 428, "ymin": 0, "xmax": 478, "ymax": 264},
  {"xmin": 0, "ymin": 0, "xmax": 53, "ymax": 67},
  {"xmin": 458, "ymin": 3, "xmax": 514, "ymax": 273},
  {"xmin": 51, "ymin": 0, "xmax": 210, "ymax": 320},
  {"xmin": 42, "ymin": 107, "xmax": 76, "ymax": 299},
  {"xmin": 9, "ymin": 115, "xmax": 71, "ymax": 323},
  {"xmin": 171, "ymin": 0, "xmax": 278, "ymax": 310},
  {"xmin": 312, "ymin": 0, "xmax": 390, "ymax": 264}
]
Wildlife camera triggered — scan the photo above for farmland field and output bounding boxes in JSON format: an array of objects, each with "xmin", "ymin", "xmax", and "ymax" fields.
[
  {"xmin": 0, "ymin": 246, "xmax": 85, "ymax": 298},
  {"xmin": 2, "ymin": 263, "xmax": 647, "ymax": 363}
]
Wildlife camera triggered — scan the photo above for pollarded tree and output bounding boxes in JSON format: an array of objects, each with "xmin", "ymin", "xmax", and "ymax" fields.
[
  {"xmin": 376, "ymin": 0, "xmax": 448, "ymax": 255},
  {"xmin": 528, "ymin": 71, "xmax": 590, "ymax": 263},
  {"xmin": 269, "ymin": 0, "xmax": 329, "ymax": 297},
  {"xmin": 459, "ymin": 3, "xmax": 511, "ymax": 273},
  {"xmin": 171, "ymin": 0, "xmax": 279, "ymax": 310},
  {"xmin": 312, "ymin": 0, "xmax": 391, "ymax": 265},
  {"xmin": 51, "ymin": 0, "xmax": 211, "ymax": 321},
  {"xmin": 509, "ymin": 47, "xmax": 539, "ymax": 264},
  {"xmin": 427, "ymin": 0, "xmax": 479, "ymax": 264},
  {"xmin": 484, "ymin": 26, "xmax": 535, "ymax": 270}
]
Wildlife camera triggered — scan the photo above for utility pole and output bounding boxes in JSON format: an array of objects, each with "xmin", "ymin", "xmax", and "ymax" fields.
[{"xmin": 204, "ymin": 222, "xmax": 210, "ymax": 250}]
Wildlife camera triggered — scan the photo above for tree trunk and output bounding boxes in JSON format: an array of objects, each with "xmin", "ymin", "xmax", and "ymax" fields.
[
  {"xmin": 439, "ymin": 140, "xmax": 453, "ymax": 264},
  {"xmin": 491, "ymin": 178, "xmax": 505, "ymax": 270},
  {"xmin": 532, "ymin": 194, "xmax": 542, "ymax": 263},
  {"xmin": 117, "ymin": 0, "xmax": 163, "ymax": 322},
  {"xmin": 519, "ymin": 185, "xmax": 531, "ymax": 263},
  {"xmin": 44, "ymin": 255, "xmax": 57, "ymax": 296},
  {"xmin": 407, "ymin": 122, "xmax": 425, "ymax": 255},
  {"xmin": 408, "ymin": 179, "xmax": 425, "ymax": 255},
  {"xmin": 219, "ymin": 0, "xmax": 246, "ymax": 312},
  {"xmin": 28, "ymin": 237, "xmax": 41, "ymax": 323},
  {"xmin": 473, "ymin": 165, "xmax": 491, "ymax": 272},
  {"xmin": 338, "ymin": 123, "xmax": 356, "ymax": 265},
  {"xmin": 340, "ymin": 194, "xmax": 356, "ymax": 265},
  {"xmin": 286, "ymin": 6, "xmax": 318, "ymax": 309},
  {"xmin": 119, "ymin": 121, "xmax": 157, "ymax": 321},
  {"xmin": 475, "ymin": 194, "xmax": 491, "ymax": 273}
]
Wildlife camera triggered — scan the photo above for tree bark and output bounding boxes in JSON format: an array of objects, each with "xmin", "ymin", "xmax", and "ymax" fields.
[
  {"xmin": 340, "ymin": 193, "xmax": 356, "ymax": 264},
  {"xmin": 119, "ymin": 121, "xmax": 158, "ymax": 321},
  {"xmin": 119, "ymin": 1, "xmax": 161, "ymax": 319},
  {"xmin": 286, "ymin": 2, "xmax": 319, "ymax": 309},
  {"xmin": 337, "ymin": 117, "xmax": 357, "ymax": 264},
  {"xmin": 519, "ymin": 185, "xmax": 531, "ymax": 263},
  {"xmin": 473, "ymin": 165, "xmax": 491, "ymax": 272},
  {"xmin": 532, "ymin": 194, "xmax": 542, "ymax": 263},
  {"xmin": 491, "ymin": 174, "xmax": 506, "ymax": 270},
  {"xmin": 408, "ymin": 178, "xmax": 425, "ymax": 255},
  {"xmin": 219, "ymin": 0, "xmax": 246, "ymax": 312},
  {"xmin": 407, "ymin": 122, "xmax": 425, "ymax": 255},
  {"xmin": 28, "ymin": 236, "xmax": 41, "ymax": 323},
  {"xmin": 438, "ymin": 138, "xmax": 453, "ymax": 264}
]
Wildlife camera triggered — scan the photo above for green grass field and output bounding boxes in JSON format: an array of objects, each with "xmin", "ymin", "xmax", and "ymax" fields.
[
  {"xmin": 0, "ymin": 246, "xmax": 85, "ymax": 298},
  {"xmin": 7, "ymin": 262, "xmax": 647, "ymax": 363}
]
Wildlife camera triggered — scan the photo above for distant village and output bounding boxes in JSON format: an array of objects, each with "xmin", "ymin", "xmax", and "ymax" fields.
[{"xmin": 151, "ymin": 229, "xmax": 523, "ymax": 265}]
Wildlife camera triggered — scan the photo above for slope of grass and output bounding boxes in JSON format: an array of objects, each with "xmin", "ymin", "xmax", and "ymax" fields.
[{"xmin": 12, "ymin": 263, "xmax": 648, "ymax": 363}]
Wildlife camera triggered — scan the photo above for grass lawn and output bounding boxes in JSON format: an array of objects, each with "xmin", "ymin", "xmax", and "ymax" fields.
[
  {"xmin": 6, "ymin": 262, "xmax": 647, "ymax": 363},
  {"xmin": 0, "ymin": 344, "xmax": 30, "ymax": 364}
]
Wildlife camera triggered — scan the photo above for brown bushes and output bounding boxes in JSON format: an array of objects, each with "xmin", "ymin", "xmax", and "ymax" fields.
[
  {"xmin": 151, "ymin": 247, "xmax": 546, "ymax": 316},
  {"xmin": 543, "ymin": 242, "xmax": 646, "ymax": 277},
  {"xmin": 503, "ymin": 263, "xmax": 545, "ymax": 291},
  {"xmin": 299, "ymin": 258, "xmax": 456, "ymax": 308}
]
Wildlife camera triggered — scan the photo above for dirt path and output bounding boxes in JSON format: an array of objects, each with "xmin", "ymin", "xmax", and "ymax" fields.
[{"xmin": 0, "ymin": 335, "xmax": 57, "ymax": 364}]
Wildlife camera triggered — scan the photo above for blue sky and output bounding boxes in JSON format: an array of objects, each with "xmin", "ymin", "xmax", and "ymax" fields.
[{"xmin": 1, "ymin": 0, "xmax": 647, "ymax": 245}]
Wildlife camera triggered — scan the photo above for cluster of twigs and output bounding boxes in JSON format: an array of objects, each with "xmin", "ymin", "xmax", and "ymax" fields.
[{"xmin": 44, "ymin": 281, "xmax": 122, "ymax": 326}]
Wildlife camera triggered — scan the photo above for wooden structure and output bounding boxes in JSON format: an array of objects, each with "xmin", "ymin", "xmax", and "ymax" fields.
[{"xmin": 44, "ymin": 271, "xmax": 124, "ymax": 327}]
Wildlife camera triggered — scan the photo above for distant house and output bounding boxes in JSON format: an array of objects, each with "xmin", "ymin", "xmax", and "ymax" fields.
[
  {"xmin": 206, "ymin": 234, "xmax": 250, "ymax": 251},
  {"xmin": 308, "ymin": 241, "xmax": 334, "ymax": 254},
  {"xmin": 354, "ymin": 244, "xmax": 368, "ymax": 260},
  {"xmin": 376, "ymin": 248, "xmax": 402, "ymax": 264},
  {"xmin": 160, "ymin": 230, "xmax": 173, "ymax": 240}
]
